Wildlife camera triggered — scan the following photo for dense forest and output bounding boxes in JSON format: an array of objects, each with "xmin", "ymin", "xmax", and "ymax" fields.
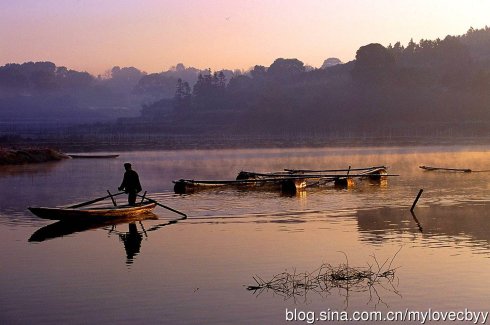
[
  {"xmin": 2, "ymin": 26, "xmax": 490, "ymax": 141},
  {"xmin": 0, "ymin": 62, "xmax": 228, "ymax": 126}
]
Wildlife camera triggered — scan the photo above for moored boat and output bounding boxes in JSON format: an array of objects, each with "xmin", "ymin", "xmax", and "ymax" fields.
[
  {"xmin": 419, "ymin": 165, "xmax": 472, "ymax": 172},
  {"xmin": 68, "ymin": 154, "xmax": 120, "ymax": 159},
  {"xmin": 173, "ymin": 177, "xmax": 308, "ymax": 194},
  {"xmin": 173, "ymin": 166, "xmax": 396, "ymax": 194},
  {"xmin": 358, "ymin": 166, "xmax": 388, "ymax": 180}
]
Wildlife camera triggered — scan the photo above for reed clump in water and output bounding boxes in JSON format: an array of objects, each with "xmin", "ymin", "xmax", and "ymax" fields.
[
  {"xmin": 0, "ymin": 148, "xmax": 69, "ymax": 165},
  {"xmin": 246, "ymin": 249, "xmax": 401, "ymax": 304}
]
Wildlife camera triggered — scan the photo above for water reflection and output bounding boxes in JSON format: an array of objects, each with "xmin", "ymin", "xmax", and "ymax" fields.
[
  {"xmin": 111, "ymin": 216, "xmax": 188, "ymax": 264},
  {"xmin": 114, "ymin": 222, "xmax": 144, "ymax": 265},
  {"xmin": 29, "ymin": 213, "xmax": 158, "ymax": 242},
  {"xmin": 0, "ymin": 161, "xmax": 61, "ymax": 178},
  {"xmin": 29, "ymin": 213, "xmax": 159, "ymax": 264},
  {"xmin": 247, "ymin": 250, "xmax": 402, "ymax": 308},
  {"xmin": 356, "ymin": 204, "xmax": 490, "ymax": 253}
]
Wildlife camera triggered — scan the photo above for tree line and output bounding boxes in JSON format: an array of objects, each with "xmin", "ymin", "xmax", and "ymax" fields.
[
  {"xmin": 2, "ymin": 26, "xmax": 490, "ymax": 139},
  {"xmin": 135, "ymin": 26, "xmax": 490, "ymax": 137}
]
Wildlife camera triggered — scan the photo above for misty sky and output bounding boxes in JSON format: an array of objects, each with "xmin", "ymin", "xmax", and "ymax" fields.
[{"xmin": 1, "ymin": 0, "xmax": 489, "ymax": 75}]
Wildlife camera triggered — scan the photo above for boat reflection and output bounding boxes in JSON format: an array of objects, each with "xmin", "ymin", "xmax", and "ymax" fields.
[
  {"xmin": 28, "ymin": 213, "xmax": 158, "ymax": 242},
  {"xmin": 29, "ymin": 213, "xmax": 160, "ymax": 264}
]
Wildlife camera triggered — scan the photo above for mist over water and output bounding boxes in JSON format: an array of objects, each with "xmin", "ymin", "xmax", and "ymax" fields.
[{"xmin": 0, "ymin": 146, "xmax": 489, "ymax": 324}]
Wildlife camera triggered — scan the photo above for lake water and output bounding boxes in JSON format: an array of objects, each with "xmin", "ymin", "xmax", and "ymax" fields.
[{"xmin": 1, "ymin": 146, "xmax": 489, "ymax": 324}]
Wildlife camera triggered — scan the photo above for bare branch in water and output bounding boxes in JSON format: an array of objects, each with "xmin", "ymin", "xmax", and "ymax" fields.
[{"xmin": 246, "ymin": 249, "xmax": 402, "ymax": 306}]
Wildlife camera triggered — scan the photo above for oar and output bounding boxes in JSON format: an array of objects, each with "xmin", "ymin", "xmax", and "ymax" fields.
[
  {"xmin": 67, "ymin": 192, "xmax": 125, "ymax": 208},
  {"xmin": 107, "ymin": 190, "xmax": 117, "ymax": 207},
  {"xmin": 136, "ymin": 194, "xmax": 187, "ymax": 219}
]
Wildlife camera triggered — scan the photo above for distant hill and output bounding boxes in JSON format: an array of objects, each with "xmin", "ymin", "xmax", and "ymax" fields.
[
  {"xmin": 0, "ymin": 62, "xmax": 238, "ymax": 128},
  {"xmin": 2, "ymin": 26, "xmax": 490, "ymax": 142}
]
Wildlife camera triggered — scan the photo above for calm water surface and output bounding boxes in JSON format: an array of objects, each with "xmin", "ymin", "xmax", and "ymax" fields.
[{"xmin": 1, "ymin": 146, "xmax": 489, "ymax": 324}]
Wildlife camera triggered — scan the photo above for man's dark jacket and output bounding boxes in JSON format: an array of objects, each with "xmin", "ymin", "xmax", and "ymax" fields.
[{"xmin": 120, "ymin": 170, "xmax": 142, "ymax": 193}]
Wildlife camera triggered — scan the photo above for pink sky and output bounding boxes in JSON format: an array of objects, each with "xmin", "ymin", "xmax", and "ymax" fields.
[{"xmin": 1, "ymin": 0, "xmax": 489, "ymax": 75}]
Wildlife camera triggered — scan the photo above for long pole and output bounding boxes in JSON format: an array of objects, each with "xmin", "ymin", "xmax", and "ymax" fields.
[
  {"xmin": 67, "ymin": 192, "xmax": 125, "ymax": 208},
  {"xmin": 410, "ymin": 189, "xmax": 424, "ymax": 212},
  {"xmin": 137, "ymin": 194, "xmax": 187, "ymax": 218},
  {"xmin": 284, "ymin": 166, "xmax": 387, "ymax": 173},
  {"xmin": 410, "ymin": 211, "xmax": 423, "ymax": 233}
]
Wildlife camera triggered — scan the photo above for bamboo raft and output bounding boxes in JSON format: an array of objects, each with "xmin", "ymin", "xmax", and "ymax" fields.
[{"xmin": 173, "ymin": 166, "xmax": 395, "ymax": 194}]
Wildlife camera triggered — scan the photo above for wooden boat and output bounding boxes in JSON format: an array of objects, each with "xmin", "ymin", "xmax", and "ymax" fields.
[
  {"xmin": 419, "ymin": 165, "xmax": 472, "ymax": 173},
  {"xmin": 174, "ymin": 173, "xmax": 395, "ymax": 194},
  {"xmin": 358, "ymin": 166, "xmax": 388, "ymax": 180},
  {"xmin": 68, "ymin": 154, "xmax": 119, "ymax": 159},
  {"xmin": 238, "ymin": 166, "xmax": 390, "ymax": 186},
  {"xmin": 173, "ymin": 177, "xmax": 307, "ymax": 194},
  {"xmin": 28, "ymin": 202, "xmax": 157, "ymax": 221},
  {"xmin": 173, "ymin": 166, "xmax": 395, "ymax": 194}
]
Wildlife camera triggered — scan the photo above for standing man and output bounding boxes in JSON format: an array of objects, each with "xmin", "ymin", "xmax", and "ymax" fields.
[{"xmin": 118, "ymin": 163, "xmax": 142, "ymax": 206}]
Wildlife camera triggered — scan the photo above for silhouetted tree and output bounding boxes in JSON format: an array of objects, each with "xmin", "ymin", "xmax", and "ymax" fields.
[
  {"xmin": 0, "ymin": 64, "xmax": 29, "ymax": 91},
  {"xmin": 352, "ymin": 43, "xmax": 395, "ymax": 83},
  {"xmin": 268, "ymin": 58, "xmax": 305, "ymax": 81},
  {"xmin": 174, "ymin": 78, "xmax": 191, "ymax": 110},
  {"xmin": 191, "ymin": 70, "xmax": 228, "ymax": 110},
  {"xmin": 250, "ymin": 65, "xmax": 267, "ymax": 79},
  {"xmin": 321, "ymin": 58, "xmax": 342, "ymax": 69}
]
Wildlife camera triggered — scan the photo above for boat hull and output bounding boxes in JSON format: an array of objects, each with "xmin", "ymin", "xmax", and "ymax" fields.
[
  {"xmin": 28, "ymin": 202, "xmax": 157, "ymax": 221},
  {"xmin": 173, "ymin": 178, "xmax": 307, "ymax": 194},
  {"xmin": 68, "ymin": 154, "xmax": 119, "ymax": 159}
]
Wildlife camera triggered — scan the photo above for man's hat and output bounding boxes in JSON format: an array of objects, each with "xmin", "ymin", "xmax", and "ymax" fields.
[{"xmin": 124, "ymin": 163, "xmax": 132, "ymax": 168}]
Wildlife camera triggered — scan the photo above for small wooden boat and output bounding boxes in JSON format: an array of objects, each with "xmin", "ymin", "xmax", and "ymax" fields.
[
  {"xmin": 28, "ymin": 189, "xmax": 187, "ymax": 223},
  {"xmin": 358, "ymin": 166, "xmax": 388, "ymax": 180},
  {"xmin": 68, "ymin": 154, "xmax": 119, "ymax": 159},
  {"xmin": 28, "ymin": 202, "xmax": 157, "ymax": 221},
  {"xmin": 173, "ymin": 166, "xmax": 396, "ymax": 194},
  {"xmin": 174, "ymin": 165, "xmax": 397, "ymax": 194},
  {"xmin": 173, "ymin": 177, "xmax": 307, "ymax": 194},
  {"xmin": 419, "ymin": 165, "xmax": 472, "ymax": 172},
  {"xmin": 238, "ymin": 166, "xmax": 390, "ymax": 187}
]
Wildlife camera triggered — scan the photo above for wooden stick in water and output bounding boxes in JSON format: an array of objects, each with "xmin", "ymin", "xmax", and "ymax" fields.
[
  {"xmin": 136, "ymin": 194, "xmax": 187, "ymax": 218},
  {"xmin": 410, "ymin": 211, "xmax": 423, "ymax": 233},
  {"xmin": 410, "ymin": 189, "xmax": 424, "ymax": 212}
]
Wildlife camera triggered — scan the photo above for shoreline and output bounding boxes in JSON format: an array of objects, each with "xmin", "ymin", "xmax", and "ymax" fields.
[
  {"xmin": 2, "ymin": 134, "xmax": 490, "ymax": 153},
  {"xmin": 0, "ymin": 148, "xmax": 69, "ymax": 165}
]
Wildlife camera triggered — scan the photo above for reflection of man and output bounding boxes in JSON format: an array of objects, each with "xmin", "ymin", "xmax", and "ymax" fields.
[
  {"xmin": 118, "ymin": 163, "xmax": 142, "ymax": 206},
  {"xmin": 119, "ymin": 222, "xmax": 143, "ymax": 264}
]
